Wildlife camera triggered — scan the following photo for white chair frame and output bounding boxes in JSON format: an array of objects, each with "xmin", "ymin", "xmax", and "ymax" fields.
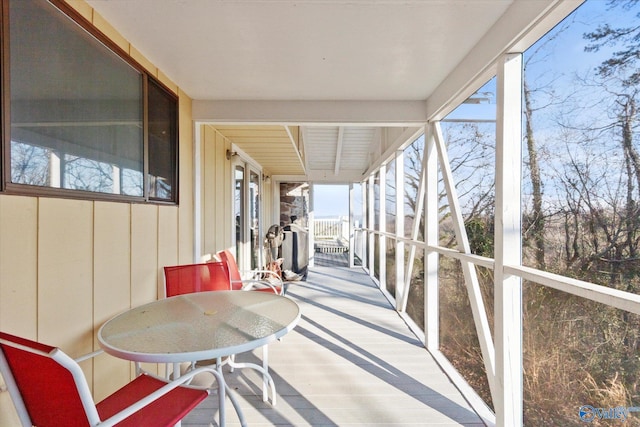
[{"xmin": 0, "ymin": 340, "xmax": 247, "ymax": 427}]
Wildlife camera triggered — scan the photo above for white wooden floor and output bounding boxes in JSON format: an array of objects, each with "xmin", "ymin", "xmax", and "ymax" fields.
[{"xmin": 184, "ymin": 257, "xmax": 486, "ymax": 426}]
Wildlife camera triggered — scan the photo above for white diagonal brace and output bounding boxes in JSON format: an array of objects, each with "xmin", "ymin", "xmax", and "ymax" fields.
[
  {"xmin": 401, "ymin": 134, "xmax": 428, "ymax": 312},
  {"xmin": 434, "ymin": 121, "xmax": 497, "ymax": 400}
]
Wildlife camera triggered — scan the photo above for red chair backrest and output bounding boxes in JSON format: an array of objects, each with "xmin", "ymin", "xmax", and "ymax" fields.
[
  {"xmin": 217, "ymin": 249, "xmax": 282, "ymax": 294},
  {"xmin": 0, "ymin": 332, "xmax": 91, "ymax": 427},
  {"xmin": 164, "ymin": 261, "xmax": 231, "ymax": 297},
  {"xmin": 216, "ymin": 250, "xmax": 244, "ymax": 290}
]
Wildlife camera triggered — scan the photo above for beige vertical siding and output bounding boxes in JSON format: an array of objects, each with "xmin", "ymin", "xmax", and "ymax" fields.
[
  {"xmin": 200, "ymin": 125, "xmax": 234, "ymax": 257},
  {"xmin": 0, "ymin": 196, "xmax": 38, "ymax": 339},
  {"xmin": 38, "ymin": 198, "xmax": 94, "ymax": 354},
  {"xmin": 263, "ymin": 179, "xmax": 275, "ymax": 227},
  {"xmin": 130, "ymin": 204, "xmax": 160, "ymax": 306},
  {"xmin": 158, "ymin": 206, "xmax": 179, "ymax": 296},
  {"xmin": 0, "ymin": 0, "xmax": 197, "ymax": 423},
  {"xmin": 93, "ymin": 201, "xmax": 132, "ymax": 401}
]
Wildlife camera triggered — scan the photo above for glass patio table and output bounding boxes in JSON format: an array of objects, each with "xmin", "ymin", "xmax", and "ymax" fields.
[{"xmin": 98, "ymin": 290, "xmax": 301, "ymax": 426}]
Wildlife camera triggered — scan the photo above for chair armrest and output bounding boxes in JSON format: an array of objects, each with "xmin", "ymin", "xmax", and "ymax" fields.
[
  {"xmin": 74, "ymin": 349, "xmax": 104, "ymax": 363},
  {"xmin": 240, "ymin": 269, "xmax": 284, "ymax": 285},
  {"xmin": 99, "ymin": 367, "xmax": 224, "ymax": 427},
  {"xmin": 236, "ymin": 279, "xmax": 281, "ymax": 294}
]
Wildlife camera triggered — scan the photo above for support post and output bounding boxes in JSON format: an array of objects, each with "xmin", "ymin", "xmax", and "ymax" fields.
[
  {"xmin": 494, "ymin": 52, "xmax": 523, "ymax": 427},
  {"xmin": 395, "ymin": 151, "xmax": 405, "ymax": 311},
  {"xmin": 349, "ymin": 183, "xmax": 355, "ymax": 268},
  {"xmin": 368, "ymin": 175, "xmax": 375, "ymax": 277},
  {"xmin": 308, "ymin": 183, "xmax": 315, "ymax": 268},
  {"xmin": 378, "ymin": 164, "xmax": 386, "ymax": 290},
  {"xmin": 424, "ymin": 124, "xmax": 439, "ymax": 351},
  {"xmin": 360, "ymin": 181, "xmax": 368, "ymax": 270}
]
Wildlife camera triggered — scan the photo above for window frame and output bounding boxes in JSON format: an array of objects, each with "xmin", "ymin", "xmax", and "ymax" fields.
[{"xmin": 0, "ymin": 0, "xmax": 179, "ymax": 205}]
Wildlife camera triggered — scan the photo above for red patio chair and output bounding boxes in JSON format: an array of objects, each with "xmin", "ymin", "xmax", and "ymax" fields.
[
  {"xmin": 163, "ymin": 261, "xmax": 277, "ymax": 404},
  {"xmin": 0, "ymin": 331, "xmax": 227, "ymax": 427},
  {"xmin": 163, "ymin": 261, "xmax": 232, "ymax": 376},
  {"xmin": 216, "ymin": 249, "xmax": 284, "ymax": 295},
  {"xmin": 163, "ymin": 261, "xmax": 231, "ymax": 297}
]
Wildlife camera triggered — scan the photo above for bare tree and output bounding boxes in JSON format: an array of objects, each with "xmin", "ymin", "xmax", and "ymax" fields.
[
  {"xmin": 11, "ymin": 141, "xmax": 50, "ymax": 186},
  {"xmin": 523, "ymin": 78, "xmax": 546, "ymax": 269},
  {"xmin": 522, "ymin": 18, "xmax": 574, "ymax": 269}
]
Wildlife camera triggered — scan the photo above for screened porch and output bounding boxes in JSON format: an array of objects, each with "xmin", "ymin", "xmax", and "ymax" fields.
[
  {"xmin": 184, "ymin": 253, "xmax": 488, "ymax": 427},
  {"xmin": 4, "ymin": 1, "xmax": 640, "ymax": 426}
]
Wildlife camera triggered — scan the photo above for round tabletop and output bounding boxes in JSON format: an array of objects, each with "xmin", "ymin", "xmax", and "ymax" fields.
[{"xmin": 98, "ymin": 290, "xmax": 301, "ymax": 363}]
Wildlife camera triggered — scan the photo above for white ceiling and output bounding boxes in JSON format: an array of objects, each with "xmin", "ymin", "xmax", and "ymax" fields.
[{"xmin": 87, "ymin": 0, "xmax": 574, "ymax": 182}]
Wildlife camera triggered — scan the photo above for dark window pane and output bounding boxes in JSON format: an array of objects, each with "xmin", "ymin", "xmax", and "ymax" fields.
[{"xmin": 148, "ymin": 79, "xmax": 177, "ymax": 201}]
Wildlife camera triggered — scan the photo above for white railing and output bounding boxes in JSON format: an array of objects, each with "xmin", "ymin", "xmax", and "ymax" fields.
[
  {"xmin": 359, "ymin": 226, "xmax": 640, "ymax": 426},
  {"xmin": 314, "ymin": 217, "xmax": 349, "ymax": 241},
  {"xmin": 313, "ymin": 217, "xmax": 350, "ymax": 254}
]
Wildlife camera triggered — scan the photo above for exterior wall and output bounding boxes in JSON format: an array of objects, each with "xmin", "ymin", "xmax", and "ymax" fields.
[
  {"xmin": 262, "ymin": 179, "xmax": 275, "ymax": 227},
  {"xmin": 197, "ymin": 125, "xmax": 278, "ymax": 264},
  {"xmin": 200, "ymin": 125, "xmax": 234, "ymax": 257},
  {"xmin": 280, "ymin": 182, "xmax": 310, "ymax": 227},
  {"xmin": 0, "ymin": 1, "xmax": 195, "ymax": 424}
]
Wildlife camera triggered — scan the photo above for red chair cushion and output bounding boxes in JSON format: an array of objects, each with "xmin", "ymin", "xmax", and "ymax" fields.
[{"xmin": 96, "ymin": 373, "xmax": 208, "ymax": 426}]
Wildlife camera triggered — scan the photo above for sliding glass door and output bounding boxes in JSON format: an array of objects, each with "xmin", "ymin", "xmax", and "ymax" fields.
[
  {"xmin": 234, "ymin": 165, "xmax": 245, "ymax": 265},
  {"xmin": 233, "ymin": 162, "xmax": 263, "ymax": 270},
  {"xmin": 249, "ymin": 170, "xmax": 261, "ymax": 270}
]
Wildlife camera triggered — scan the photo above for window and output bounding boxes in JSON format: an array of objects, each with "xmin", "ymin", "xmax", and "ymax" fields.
[
  {"xmin": 147, "ymin": 79, "xmax": 178, "ymax": 201},
  {"xmin": 3, "ymin": 0, "xmax": 178, "ymax": 203}
]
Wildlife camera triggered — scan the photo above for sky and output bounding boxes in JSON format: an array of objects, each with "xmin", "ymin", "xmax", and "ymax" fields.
[
  {"xmin": 313, "ymin": 184, "xmax": 350, "ymax": 218},
  {"xmin": 312, "ymin": 0, "xmax": 640, "ymax": 219}
]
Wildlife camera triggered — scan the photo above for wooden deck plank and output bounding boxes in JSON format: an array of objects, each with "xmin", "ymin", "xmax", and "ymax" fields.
[{"xmin": 183, "ymin": 260, "xmax": 485, "ymax": 426}]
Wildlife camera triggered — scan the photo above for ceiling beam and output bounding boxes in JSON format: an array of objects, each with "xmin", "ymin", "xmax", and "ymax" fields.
[{"xmin": 193, "ymin": 100, "xmax": 428, "ymax": 125}]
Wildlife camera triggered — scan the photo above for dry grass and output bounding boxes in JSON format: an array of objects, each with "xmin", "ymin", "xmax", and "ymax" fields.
[{"xmin": 437, "ymin": 261, "xmax": 640, "ymax": 426}]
